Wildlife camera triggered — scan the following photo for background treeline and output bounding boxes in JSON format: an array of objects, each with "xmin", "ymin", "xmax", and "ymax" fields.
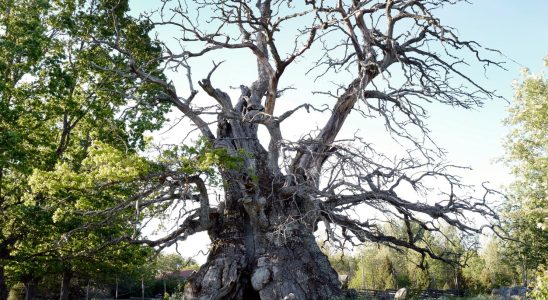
[
  {"xmin": 6, "ymin": 253, "xmax": 199, "ymax": 299},
  {"xmin": 323, "ymin": 224, "xmax": 544, "ymax": 296}
]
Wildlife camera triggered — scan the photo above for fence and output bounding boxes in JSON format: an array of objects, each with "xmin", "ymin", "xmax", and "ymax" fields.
[{"xmin": 352, "ymin": 288, "xmax": 463, "ymax": 299}]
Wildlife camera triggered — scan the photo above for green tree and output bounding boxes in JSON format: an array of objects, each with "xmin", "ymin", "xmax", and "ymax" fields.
[
  {"xmin": 348, "ymin": 223, "xmax": 474, "ymax": 292},
  {"xmin": 350, "ymin": 246, "xmax": 398, "ymax": 290},
  {"xmin": 503, "ymin": 58, "xmax": 548, "ymax": 286},
  {"xmin": 320, "ymin": 243, "xmax": 358, "ymax": 282},
  {"xmin": 145, "ymin": 254, "xmax": 200, "ymax": 297},
  {"xmin": 0, "ymin": 1, "xmax": 54, "ymax": 296},
  {"xmin": 462, "ymin": 250, "xmax": 488, "ymax": 294},
  {"xmin": 479, "ymin": 239, "xmax": 515, "ymax": 289},
  {"xmin": 152, "ymin": 253, "xmax": 200, "ymax": 275},
  {"xmin": 530, "ymin": 267, "xmax": 548, "ymax": 300},
  {"xmin": 0, "ymin": 0, "xmax": 168, "ymax": 298}
]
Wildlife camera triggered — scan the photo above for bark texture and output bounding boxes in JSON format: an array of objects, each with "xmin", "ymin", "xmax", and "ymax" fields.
[{"xmin": 185, "ymin": 213, "xmax": 342, "ymax": 299}]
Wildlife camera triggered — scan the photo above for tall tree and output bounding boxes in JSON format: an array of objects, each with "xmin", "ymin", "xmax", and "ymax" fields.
[
  {"xmin": 0, "ymin": 0, "xmax": 167, "ymax": 298},
  {"xmin": 88, "ymin": 0, "xmax": 505, "ymax": 298},
  {"xmin": 9, "ymin": 0, "xmax": 505, "ymax": 299},
  {"xmin": 349, "ymin": 223, "xmax": 472, "ymax": 291},
  {"xmin": 502, "ymin": 59, "xmax": 548, "ymax": 285},
  {"xmin": 0, "ymin": 1, "xmax": 53, "ymax": 296},
  {"xmin": 349, "ymin": 246, "xmax": 398, "ymax": 290},
  {"xmin": 479, "ymin": 238, "xmax": 514, "ymax": 289}
]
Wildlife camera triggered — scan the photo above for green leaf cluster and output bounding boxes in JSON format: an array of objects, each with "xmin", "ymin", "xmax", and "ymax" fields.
[{"xmin": 502, "ymin": 59, "xmax": 548, "ymax": 284}]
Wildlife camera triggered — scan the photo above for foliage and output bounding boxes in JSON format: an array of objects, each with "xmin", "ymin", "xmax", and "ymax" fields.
[
  {"xmin": 342, "ymin": 236, "xmax": 526, "ymax": 295},
  {"xmin": 152, "ymin": 253, "xmax": 200, "ymax": 275},
  {"xmin": 156, "ymin": 138, "xmax": 247, "ymax": 186},
  {"xmin": 477, "ymin": 239, "xmax": 514, "ymax": 289},
  {"xmin": 530, "ymin": 267, "xmax": 548, "ymax": 300},
  {"xmin": 320, "ymin": 243, "xmax": 359, "ymax": 280},
  {"xmin": 502, "ymin": 58, "xmax": 548, "ymax": 284},
  {"xmin": 346, "ymin": 223, "xmax": 471, "ymax": 291},
  {"xmin": 461, "ymin": 251, "xmax": 489, "ymax": 294},
  {"xmin": 0, "ymin": 0, "xmax": 169, "ymax": 297},
  {"xmin": 349, "ymin": 247, "xmax": 398, "ymax": 290},
  {"xmin": 6, "ymin": 283, "xmax": 23, "ymax": 300}
]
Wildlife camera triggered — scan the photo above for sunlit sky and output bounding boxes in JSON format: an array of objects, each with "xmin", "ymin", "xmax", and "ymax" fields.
[{"xmin": 128, "ymin": 0, "xmax": 548, "ymax": 263}]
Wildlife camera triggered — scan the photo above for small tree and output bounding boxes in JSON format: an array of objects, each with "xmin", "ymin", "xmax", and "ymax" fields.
[{"xmin": 480, "ymin": 239, "xmax": 514, "ymax": 289}]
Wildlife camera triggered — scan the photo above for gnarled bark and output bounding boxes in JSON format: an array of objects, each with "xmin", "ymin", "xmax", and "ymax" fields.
[{"xmin": 185, "ymin": 206, "xmax": 342, "ymax": 300}]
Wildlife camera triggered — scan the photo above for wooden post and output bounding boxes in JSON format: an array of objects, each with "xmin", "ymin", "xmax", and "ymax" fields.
[
  {"xmin": 86, "ymin": 280, "xmax": 90, "ymax": 300},
  {"xmin": 361, "ymin": 255, "xmax": 366, "ymax": 290},
  {"xmin": 141, "ymin": 277, "xmax": 144, "ymax": 300},
  {"xmin": 521, "ymin": 255, "xmax": 528, "ymax": 287},
  {"xmin": 115, "ymin": 277, "xmax": 118, "ymax": 300}
]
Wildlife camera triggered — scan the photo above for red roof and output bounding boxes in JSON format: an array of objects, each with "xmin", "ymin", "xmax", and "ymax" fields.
[{"xmin": 157, "ymin": 269, "xmax": 196, "ymax": 279}]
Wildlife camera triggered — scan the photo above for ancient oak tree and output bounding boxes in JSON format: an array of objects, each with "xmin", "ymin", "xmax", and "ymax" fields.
[{"xmin": 87, "ymin": 0, "xmax": 504, "ymax": 299}]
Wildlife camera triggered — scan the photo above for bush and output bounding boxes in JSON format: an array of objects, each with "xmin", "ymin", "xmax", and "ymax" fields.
[
  {"xmin": 7, "ymin": 283, "xmax": 24, "ymax": 300},
  {"xmin": 530, "ymin": 267, "xmax": 548, "ymax": 300}
]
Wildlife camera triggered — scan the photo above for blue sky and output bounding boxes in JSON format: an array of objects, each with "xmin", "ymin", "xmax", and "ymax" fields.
[
  {"xmin": 417, "ymin": 0, "xmax": 547, "ymax": 184},
  {"xmin": 128, "ymin": 0, "xmax": 548, "ymax": 260},
  {"xmin": 128, "ymin": 0, "xmax": 548, "ymax": 175}
]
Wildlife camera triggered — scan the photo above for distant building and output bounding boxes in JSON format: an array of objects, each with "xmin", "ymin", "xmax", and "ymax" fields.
[{"xmin": 156, "ymin": 269, "xmax": 196, "ymax": 280}]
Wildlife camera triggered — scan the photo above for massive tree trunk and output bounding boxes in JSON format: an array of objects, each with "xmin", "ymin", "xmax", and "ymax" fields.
[
  {"xmin": 183, "ymin": 128, "xmax": 342, "ymax": 299},
  {"xmin": 184, "ymin": 204, "xmax": 342, "ymax": 300}
]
